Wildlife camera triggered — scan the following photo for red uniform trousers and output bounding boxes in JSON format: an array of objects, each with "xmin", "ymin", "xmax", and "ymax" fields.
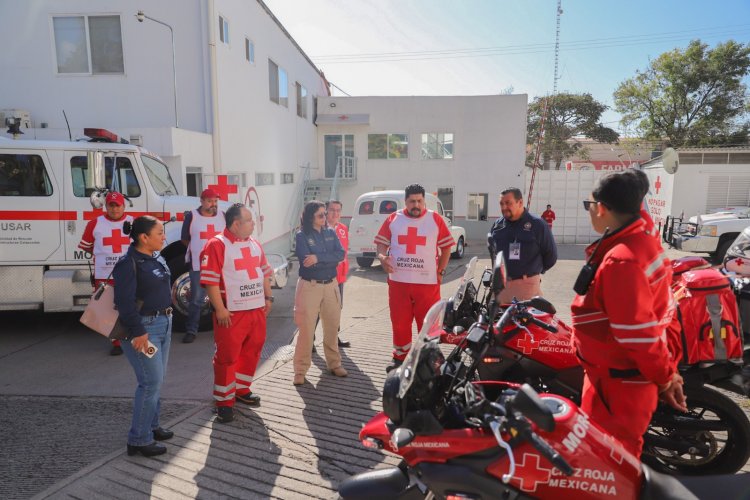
[
  {"xmin": 388, "ymin": 280, "xmax": 441, "ymax": 360},
  {"xmin": 94, "ymin": 279, "xmax": 120, "ymax": 347},
  {"xmin": 213, "ymin": 307, "xmax": 267, "ymax": 407},
  {"xmin": 581, "ymin": 371, "xmax": 658, "ymax": 457}
]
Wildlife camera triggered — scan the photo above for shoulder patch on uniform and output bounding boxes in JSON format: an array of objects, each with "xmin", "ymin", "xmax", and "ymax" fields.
[{"xmin": 201, "ymin": 254, "xmax": 209, "ymax": 266}]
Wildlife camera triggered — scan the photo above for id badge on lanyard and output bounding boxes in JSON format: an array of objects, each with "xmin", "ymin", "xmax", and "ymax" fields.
[{"xmin": 509, "ymin": 241, "xmax": 521, "ymax": 260}]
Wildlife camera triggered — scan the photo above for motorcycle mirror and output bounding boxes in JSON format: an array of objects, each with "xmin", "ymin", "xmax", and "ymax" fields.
[
  {"xmin": 527, "ymin": 297, "xmax": 556, "ymax": 315},
  {"xmin": 481, "ymin": 269, "xmax": 493, "ymax": 287},
  {"xmin": 492, "ymin": 252, "xmax": 507, "ymax": 294},
  {"xmin": 511, "ymin": 384, "xmax": 555, "ymax": 433},
  {"xmin": 391, "ymin": 427, "xmax": 415, "ymax": 450}
]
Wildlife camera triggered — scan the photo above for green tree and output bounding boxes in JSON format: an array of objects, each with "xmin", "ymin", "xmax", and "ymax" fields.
[
  {"xmin": 614, "ymin": 40, "xmax": 750, "ymax": 147},
  {"xmin": 527, "ymin": 93, "xmax": 619, "ymax": 170}
]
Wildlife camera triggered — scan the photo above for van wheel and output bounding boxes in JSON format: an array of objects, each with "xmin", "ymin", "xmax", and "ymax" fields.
[
  {"xmin": 356, "ymin": 257, "xmax": 374, "ymax": 268},
  {"xmin": 711, "ymin": 237, "xmax": 735, "ymax": 265},
  {"xmin": 170, "ymin": 271, "xmax": 212, "ymax": 333},
  {"xmin": 451, "ymin": 237, "xmax": 465, "ymax": 259}
]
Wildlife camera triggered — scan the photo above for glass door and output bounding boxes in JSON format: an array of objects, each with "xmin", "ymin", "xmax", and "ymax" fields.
[{"xmin": 324, "ymin": 134, "xmax": 354, "ymax": 178}]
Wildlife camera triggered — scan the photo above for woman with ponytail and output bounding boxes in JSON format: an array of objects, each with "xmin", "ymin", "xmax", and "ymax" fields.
[{"xmin": 112, "ymin": 215, "xmax": 174, "ymax": 458}]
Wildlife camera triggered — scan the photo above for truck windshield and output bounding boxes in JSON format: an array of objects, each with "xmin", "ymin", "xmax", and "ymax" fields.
[{"xmin": 141, "ymin": 155, "xmax": 178, "ymax": 195}]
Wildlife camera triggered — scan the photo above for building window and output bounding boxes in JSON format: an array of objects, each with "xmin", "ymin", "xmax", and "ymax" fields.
[
  {"xmin": 185, "ymin": 167, "xmax": 203, "ymax": 197},
  {"xmin": 268, "ymin": 59, "xmax": 288, "ymax": 107},
  {"xmin": 219, "ymin": 15, "xmax": 229, "ymax": 44},
  {"xmin": 467, "ymin": 193, "xmax": 488, "ymax": 221},
  {"xmin": 245, "ymin": 37, "xmax": 254, "ymax": 63},
  {"xmin": 255, "ymin": 173, "xmax": 274, "ymax": 186},
  {"xmin": 0, "ymin": 154, "xmax": 53, "ymax": 196},
  {"xmin": 296, "ymin": 82, "xmax": 308, "ymax": 119},
  {"xmin": 52, "ymin": 15, "xmax": 124, "ymax": 74},
  {"xmin": 281, "ymin": 173, "xmax": 294, "ymax": 184},
  {"xmin": 421, "ymin": 133, "xmax": 454, "ymax": 160},
  {"xmin": 368, "ymin": 134, "xmax": 409, "ymax": 159}
]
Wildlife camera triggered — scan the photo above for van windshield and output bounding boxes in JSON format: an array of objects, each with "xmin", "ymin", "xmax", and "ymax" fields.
[{"xmin": 141, "ymin": 155, "xmax": 178, "ymax": 195}]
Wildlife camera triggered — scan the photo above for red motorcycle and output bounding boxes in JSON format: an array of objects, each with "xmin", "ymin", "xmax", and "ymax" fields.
[
  {"xmin": 339, "ymin": 291, "xmax": 749, "ymax": 499},
  {"xmin": 439, "ymin": 257, "xmax": 750, "ymax": 476}
]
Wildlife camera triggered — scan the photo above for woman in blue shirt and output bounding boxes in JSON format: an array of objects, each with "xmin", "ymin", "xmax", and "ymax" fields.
[
  {"xmin": 113, "ymin": 215, "xmax": 173, "ymax": 457},
  {"xmin": 292, "ymin": 200, "xmax": 347, "ymax": 386}
]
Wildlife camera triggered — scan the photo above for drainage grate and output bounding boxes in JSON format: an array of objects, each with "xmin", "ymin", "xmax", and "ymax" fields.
[{"xmin": 261, "ymin": 342, "xmax": 295, "ymax": 361}]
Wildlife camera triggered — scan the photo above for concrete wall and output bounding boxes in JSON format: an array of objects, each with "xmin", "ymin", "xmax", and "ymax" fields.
[{"xmin": 315, "ymin": 95, "xmax": 528, "ymax": 240}]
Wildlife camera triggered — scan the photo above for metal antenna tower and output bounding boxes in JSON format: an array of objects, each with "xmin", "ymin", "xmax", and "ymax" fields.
[{"xmin": 553, "ymin": 0, "xmax": 563, "ymax": 94}]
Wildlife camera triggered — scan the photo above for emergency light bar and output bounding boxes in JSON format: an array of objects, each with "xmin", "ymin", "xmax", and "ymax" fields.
[{"xmin": 84, "ymin": 128, "xmax": 129, "ymax": 144}]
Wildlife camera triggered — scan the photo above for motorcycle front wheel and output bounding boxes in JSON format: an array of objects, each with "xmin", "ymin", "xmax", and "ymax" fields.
[{"xmin": 642, "ymin": 385, "xmax": 750, "ymax": 475}]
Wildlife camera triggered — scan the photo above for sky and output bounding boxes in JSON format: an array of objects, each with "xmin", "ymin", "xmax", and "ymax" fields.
[{"xmin": 264, "ymin": 0, "xmax": 750, "ymax": 135}]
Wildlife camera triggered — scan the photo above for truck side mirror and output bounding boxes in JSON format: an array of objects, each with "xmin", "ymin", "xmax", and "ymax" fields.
[
  {"xmin": 492, "ymin": 252, "xmax": 507, "ymax": 293},
  {"xmin": 86, "ymin": 151, "xmax": 106, "ymax": 190}
]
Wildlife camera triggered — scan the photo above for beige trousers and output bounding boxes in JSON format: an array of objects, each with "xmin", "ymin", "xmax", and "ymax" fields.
[
  {"xmin": 498, "ymin": 274, "xmax": 542, "ymax": 304},
  {"xmin": 293, "ymin": 278, "xmax": 342, "ymax": 375}
]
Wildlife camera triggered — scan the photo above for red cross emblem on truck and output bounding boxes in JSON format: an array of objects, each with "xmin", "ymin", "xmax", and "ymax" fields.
[
  {"xmin": 234, "ymin": 246, "xmax": 261, "ymax": 279},
  {"xmin": 102, "ymin": 229, "xmax": 130, "ymax": 253},
  {"xmin": 397, "ymin": 227, "xmax": 427, "ymax": 255}
]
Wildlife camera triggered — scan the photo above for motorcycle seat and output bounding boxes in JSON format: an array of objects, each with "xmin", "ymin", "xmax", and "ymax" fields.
[{"xmin": 641, "ymin": 464, "xmax": 750, "ymax": 500}]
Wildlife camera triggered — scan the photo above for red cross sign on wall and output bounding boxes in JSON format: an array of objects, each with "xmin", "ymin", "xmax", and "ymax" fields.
[
  {"xmin": 234, "ymin": 246, "xmax": 261, "ymax": 279},
  {"xmin": 200, "ymin": 224, "xmax": 220, "ymax": 241},
  {"xmin": 102, "ymin": 229, "xmax": 130, "ymax": 253},
  {"xmin": 654, "ymin": 176, "xmax": 662, "ymax": 194},
  {"xmin": 208, "ymin": 175, "xmax": 239, "ymax": 201},
  {"xmin": 397, "ymin": 227, "xmax": 427, "ymax": 255}
]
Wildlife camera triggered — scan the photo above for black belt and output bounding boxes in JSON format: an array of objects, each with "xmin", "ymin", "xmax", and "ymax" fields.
[
  {"xmin": 507, "ymin": 273, "xmax": 540, "ymax": 281},
  {"xmin": 609, "ymin": 367, "xmax": 641, "ymax": 379},
  {"xmin": 141, "ymin": 307, "xmax": 173, "ymax": 318},
  {"xmin": 301, "ymin": 277, "xmax": 335, "ymax": 284}
]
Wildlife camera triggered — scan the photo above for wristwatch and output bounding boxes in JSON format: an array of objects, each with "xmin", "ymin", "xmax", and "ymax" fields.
[{"xmin": 265, "ymin": 296, "xmax": 275, "ymax": 303}]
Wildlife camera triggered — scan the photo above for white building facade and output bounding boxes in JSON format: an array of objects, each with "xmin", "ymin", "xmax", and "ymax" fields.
[
  {"xmin": 0, "ymin": 0, "xmax": 328, "ymax": 253},
  {"xmin": 314, "ymin": 95, "xmax": 528, "ymax": 240}
]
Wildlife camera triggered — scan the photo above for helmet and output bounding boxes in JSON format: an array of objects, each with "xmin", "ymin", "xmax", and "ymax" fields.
[{"xmin": 724, "ymin": 228, "xmax": 750, "ymax": 276}]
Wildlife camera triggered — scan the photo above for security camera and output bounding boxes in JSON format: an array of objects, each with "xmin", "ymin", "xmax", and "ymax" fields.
[{"xmin": 136, "ymin": 11, "xmax": 145, "ymax": 22}]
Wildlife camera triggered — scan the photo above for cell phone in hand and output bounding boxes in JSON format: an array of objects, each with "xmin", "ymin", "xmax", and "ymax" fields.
[{"xmin": 144, "ymin": 340, "xmax": 158, "ymax": 358}]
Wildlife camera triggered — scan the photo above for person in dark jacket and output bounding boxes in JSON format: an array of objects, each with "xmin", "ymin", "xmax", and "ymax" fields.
[
  {"xmin": 488, "ymin": 188, "xmax": 557, "ymax": 303},
  {"xmin": 113, "ymin": 215, "xmax": 173, "ymax": 458},
  {"xmin": 292, "ymin": 200, "xmax": 347, "ymax": 386}
]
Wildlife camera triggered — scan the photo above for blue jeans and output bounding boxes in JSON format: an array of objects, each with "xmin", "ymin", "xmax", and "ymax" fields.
[
  {"xmin": 186, "ymin": 270, "xmax": 205, "ymax": 334},
  {"xmin": 121, "ymin": 314, "xmax": 172, "ymax": 446}
]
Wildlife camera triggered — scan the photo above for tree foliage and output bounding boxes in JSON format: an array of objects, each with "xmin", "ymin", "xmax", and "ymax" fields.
[
  {"xmin": 527, "ymin": 93, "xmax": 619, "ymax": 170},
  {"xmin": 614, "ymin": 40, "xmax": 750, "ymax": 147}
]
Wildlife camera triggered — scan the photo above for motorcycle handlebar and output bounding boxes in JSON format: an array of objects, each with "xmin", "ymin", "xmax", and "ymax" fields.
[
  {"xmin": 524, "ymin": 428, "xmax": 574, "ymax": 476},
  {"xmin": 527, "ymin": 316, "xmax": 558, "ymax": 333}
]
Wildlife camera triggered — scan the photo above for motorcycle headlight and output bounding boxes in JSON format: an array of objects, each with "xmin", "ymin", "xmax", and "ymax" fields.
[{"xmin": 698, "ymin": 225, "xmax": 718, "ymax": 237}]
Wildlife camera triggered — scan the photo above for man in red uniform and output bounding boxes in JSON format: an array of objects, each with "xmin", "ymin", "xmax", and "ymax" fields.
[
  {"xmin": 327, "ymin": 199, "xmax": 351, "ymax": 348},
  {"xmin": 571, "ymin": 169, "xmax": 686, "ymax": 457},
  {"xmin": 541, "ymin": 204, "xmax": 556, "ymax": 229},
  {"xmin": 78, "ymin": 191, "xmax": 133, "ymax": 356},
  {"xmin": 375, "ymin": 184, "xmax": 454, "ymax": 372},
  {"xmin": 200, "ymin": 204, "xmax": 273, "ymax": 424}
]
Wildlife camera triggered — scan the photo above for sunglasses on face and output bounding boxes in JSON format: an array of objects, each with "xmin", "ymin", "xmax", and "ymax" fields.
[
  {"xmin": 583, "ymin": 200, "xmax": 611, "ymax": 211},
  {"xmin": 315, "ymin": 212, "xmax": 326, "ymax": 219}
]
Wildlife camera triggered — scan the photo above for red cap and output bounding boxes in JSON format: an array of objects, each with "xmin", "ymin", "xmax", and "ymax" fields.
[
  {"xmin": 201, "ymin": 188, "xmax": 220, "ymax": 200},
  {"xmin": 105, "ymin": 191, "xmax": 125, "ymax": 206}
]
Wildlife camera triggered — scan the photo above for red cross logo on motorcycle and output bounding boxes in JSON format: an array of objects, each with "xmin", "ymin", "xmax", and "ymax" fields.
[
  {"xmin": 102, "ymin": 229, "xmax": 130, "ymax": 253},
  {"xmin": 735, "ymin": 258, "xmax": 744, "ymax": 267},
  {"xmin": 234, "ymin": 246, "xmax": 261, "ymax": 279},
  {"xmin": 513, "ymin": 453, "xmax": 552, "ymax": 492},
  {"xmin": 208, "ymin": 175, "xmax": 238, "ymax": 201},
  {"xmin": 654, "ymin": 176, "xmax": 662, "ymax": 195},
  {"xmin": 516, "ymin": 334, "xmax": 538, "ymax": 355},
  {"xmin": 200, "ymin": 224, "xmax": 220, "ymax": 241},
  {"xmin": 603, "ymin": 434, "xmax": 625, "ymax": 465},
  {"xmin": 397, "ymin": 227, "xmax": 427, "ymax": 255}
]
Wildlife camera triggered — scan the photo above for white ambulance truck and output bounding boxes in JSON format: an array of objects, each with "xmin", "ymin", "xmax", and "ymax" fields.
[{"xmin": 0, "ymin": 130, "xmax": 288, "ymax": 330}]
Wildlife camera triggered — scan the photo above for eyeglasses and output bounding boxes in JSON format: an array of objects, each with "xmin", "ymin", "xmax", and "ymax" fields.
[
  {"xmin": 582, "ymin": 200, "xmax": 596, "ymax": 211},
  {"xmin": 315, "ymin": 212, "xmax": 326, "ymax": 219}
]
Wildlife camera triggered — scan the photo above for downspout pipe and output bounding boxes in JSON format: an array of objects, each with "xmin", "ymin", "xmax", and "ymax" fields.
[{"xmin": 207, "ymin": 0, "xmax": 222, "ymax": 173}]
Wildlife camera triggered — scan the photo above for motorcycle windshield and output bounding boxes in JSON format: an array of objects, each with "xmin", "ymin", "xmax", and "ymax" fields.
[
  {"xmin": 397, "ymin": 299, "xmax": 448, "ymax": 399},
  {"xmin": 451, "ymin": 257, "xmax": 478, "ymax": 311}
]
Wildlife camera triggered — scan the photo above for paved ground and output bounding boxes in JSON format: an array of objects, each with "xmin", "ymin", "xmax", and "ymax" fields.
[{"xmin": 0, "ymin": 241, "xmax": 747, "ymax": 499}]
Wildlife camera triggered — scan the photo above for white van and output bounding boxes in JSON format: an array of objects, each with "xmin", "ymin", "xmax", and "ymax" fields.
[
  {"xmin": 348, "ymin": 190, "xmax": 466, "ymax": 267},
  {"xmin": 0, "ymin": 131, "xmax": 288, "ymax": 330}
]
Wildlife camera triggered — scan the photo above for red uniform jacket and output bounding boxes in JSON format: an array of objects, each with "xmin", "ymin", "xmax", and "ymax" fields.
[
  {"xmin": 571, "ymin": 218, "xmax": 676, "ymax": 385},
  {"xmin": 333, "ymin": 222, "xmax": 349, "ymax": 284}
]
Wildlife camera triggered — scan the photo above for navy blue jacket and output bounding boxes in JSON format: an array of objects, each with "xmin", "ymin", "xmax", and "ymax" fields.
[
  {"xmin": 113, "ymin": 245, "xmax": 172, "ymax": 339},
  {"xmin": 487, "ymin": 209, "xmax": 558, "ymax": 279},
  {"xmin": 295, "ymin": 227, "xmax": 345, "ymax": 281}
]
